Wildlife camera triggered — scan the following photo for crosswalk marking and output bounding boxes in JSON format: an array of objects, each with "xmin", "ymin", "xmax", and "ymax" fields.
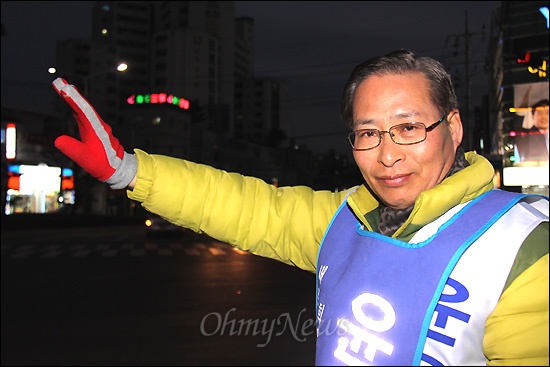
[
  {"xmin": 72, "ymin": 250, "xmax": 92, "ymax": 258},
  {"xmin": 102, "ymin": 249, "xmax": 118, "ymax": 257},
  {"xmin": 183, "ymin": 248, "xmax": 201, "ymax": 256},
  {"xmin": 208, "ymin": 248, "xmax": 227, "ymax": 256},
  {"xmin": 9, "ymin": 250, "xmax": 35, "ymax": 259},
  {"xmin": 131, "ymin": 249, "xmax": 146, "ymax": 257},
  {"xmin": 158, "ymin": 249, "xmax": 173, "ymax": 256}
]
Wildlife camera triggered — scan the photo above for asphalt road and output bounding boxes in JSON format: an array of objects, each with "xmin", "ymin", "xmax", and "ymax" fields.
[{"xmin": 1, "ymin": 225, "xmax": 318, "ymax": 366}]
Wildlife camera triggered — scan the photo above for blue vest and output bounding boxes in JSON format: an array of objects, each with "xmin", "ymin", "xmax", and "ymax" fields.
[{"xmin": 315, "ymin": 189, "xmax": 545, "ymax": 366}]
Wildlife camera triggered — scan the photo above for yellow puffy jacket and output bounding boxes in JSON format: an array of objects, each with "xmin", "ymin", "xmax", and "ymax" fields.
[{"xmin": 127, "ymin": 149, "xmax": 549, "ymax": 366}]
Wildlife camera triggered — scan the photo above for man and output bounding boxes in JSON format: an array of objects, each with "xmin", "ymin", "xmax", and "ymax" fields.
[
  {"xmin": 515, "ymin": 98, "xmax": 549, "ymax": 163},
  {"xmin": 533, "ymin": 98, "xmax": 550, "ymax": 156},
  {"xmin": 52, "ymin": 49, "xmax": 549, "ymax": 366},
  {"xmin": 532, "ymin": 98, "xmax": 549, "ymax": 134}
]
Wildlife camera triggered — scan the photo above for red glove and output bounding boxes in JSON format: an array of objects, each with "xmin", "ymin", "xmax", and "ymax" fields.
[{"xmin": 53, "ymin": 78, "xmax": 137, "ymax": 189}]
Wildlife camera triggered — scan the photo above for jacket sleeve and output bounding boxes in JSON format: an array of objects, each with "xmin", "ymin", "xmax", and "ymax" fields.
[
  {"xmin": 484, "ymin": 222, "xmax": 549, "ymax": 366},
  {"xmin": 127, "ymin": 149, "xmax": 347, "ymax": 272}
]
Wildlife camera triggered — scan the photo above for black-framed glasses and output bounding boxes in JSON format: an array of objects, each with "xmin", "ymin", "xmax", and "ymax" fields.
[{"xmin": 347, "ymin": 116, "xmax": 446, "ymax": 150}]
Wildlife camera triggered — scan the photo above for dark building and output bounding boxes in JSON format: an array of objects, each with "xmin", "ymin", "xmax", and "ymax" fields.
[{"xmin": 487, "ymin": 0, "xmax": 549, "ymax": 196}]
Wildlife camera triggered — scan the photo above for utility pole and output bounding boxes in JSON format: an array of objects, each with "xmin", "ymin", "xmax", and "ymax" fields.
[
  {"xmin": 445, "ymin": 10, "xmax": 486, "ymax": 151},
  {"xmin": 465, "ymin": 10, "xmax": 472, "ymax": 150}
]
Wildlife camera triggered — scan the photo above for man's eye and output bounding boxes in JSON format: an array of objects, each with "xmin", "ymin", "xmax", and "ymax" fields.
[
  {"xmin": 402, "ymin": 124, "xmax": 419, "ymax": 132},
  {"xmin": 362, "ymin": 130, "xmax": 377, "ymax": 138}
]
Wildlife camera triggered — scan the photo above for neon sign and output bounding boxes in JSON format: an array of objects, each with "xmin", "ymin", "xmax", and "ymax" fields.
[
  {"xmin": 6, "ymin": 122, "xmax": 16, "ymax": 160},
  {"xmin": 127, "ymin": 93, "xmax": 190, "ymax": 110},
  {"xmin": 528, "ymin": 59, "xmax": 547, "ymax": 78},
  {"xmin": 540, "ymin": 6, "xmax": 549, "ymax": 28}
]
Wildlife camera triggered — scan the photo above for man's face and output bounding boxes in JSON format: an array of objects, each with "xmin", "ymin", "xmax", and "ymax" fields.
[
  {"xmin": 533, "ymin": 105, "xmax": 549, "ymax": 130},
  {"xmin": 351, "ymin": 73, "xmax": 463, "ymax": 209}
]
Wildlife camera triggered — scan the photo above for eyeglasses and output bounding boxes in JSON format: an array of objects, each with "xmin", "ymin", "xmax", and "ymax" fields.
[{"xmin": 347, "ymin": 116, "xmax": 446, "ymax": 151}]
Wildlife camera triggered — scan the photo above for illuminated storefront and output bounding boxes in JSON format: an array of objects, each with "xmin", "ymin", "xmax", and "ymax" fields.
[
  {"xmin": 5, "ymin": 164, "xmax": 74, "ymax": 215},
  {"xmin": 2, "ymin": 115, "xmax": 76, "ymax": 215}
]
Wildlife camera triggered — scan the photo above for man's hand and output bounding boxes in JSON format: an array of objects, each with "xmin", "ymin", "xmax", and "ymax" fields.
[{"xmin": 53, "ymin": 78, "xmax": 137, "ymax": 189}]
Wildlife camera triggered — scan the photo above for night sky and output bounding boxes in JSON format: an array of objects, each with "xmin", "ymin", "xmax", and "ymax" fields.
[{"xmin": 1, "ymin": 1, "xmax": 501, "ymax": 155}]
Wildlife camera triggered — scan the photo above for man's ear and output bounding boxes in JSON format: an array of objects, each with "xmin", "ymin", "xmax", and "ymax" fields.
[{"xmin": 447, "ymin": 110, "xmax": 463, "ymax": 149}]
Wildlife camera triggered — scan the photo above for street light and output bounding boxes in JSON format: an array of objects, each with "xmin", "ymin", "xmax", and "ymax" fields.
[
  {"xmin": 47, "ymin": 62, "xmax": 128, "ymax": 97},
  {"xmin": 116, "ymin": 63, "xmax": 128, "ymax": 72}
]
